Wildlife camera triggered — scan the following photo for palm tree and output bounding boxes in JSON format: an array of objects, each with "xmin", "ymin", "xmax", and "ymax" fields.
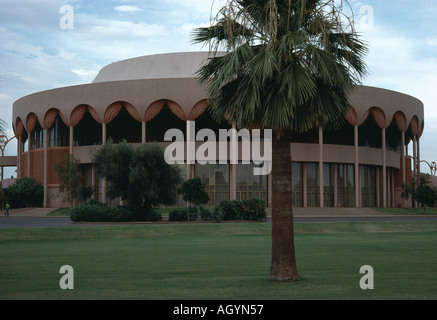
[
  {"xmin": 0, "ymin": 118, "xmax": 8, "ymax": 137},
  {"xmin": 192, "ymin": 0, "xmax": 367, "ymax": 280}
]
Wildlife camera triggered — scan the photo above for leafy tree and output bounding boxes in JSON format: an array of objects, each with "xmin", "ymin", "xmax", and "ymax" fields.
[
  {"xmin": 93, "ymin": 140, "xmax": 182, "ymax": 210},
  {"xmin": 177, "ymin": 177, "xmax": 210, "ymax": 220},
  {"xmin": 5, "ymin": 177, "xmax": 43, "ymax": 208},
  {"xmin": 192, "ymin": 0, "xmax": 367, "ymax": 280},
  {"xmin": 55, "ymin": 154, "xmax": 89, "ymax": 207},
  {"xmin": 403, "ymin": 173, "xmax": 437, "ymax": 213},
  {"xmin": 178, "ymin": 178, "xmax": 210, "ymax": 206}
]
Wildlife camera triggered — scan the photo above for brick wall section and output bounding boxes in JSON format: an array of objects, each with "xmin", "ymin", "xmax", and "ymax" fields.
[
  {"xmin": 30, "ymin": 149, "xmax": 44, "ymax": 184},
  {"xmin": 47, "ymin": 148, "xmax": 69, "ymax": 185}
]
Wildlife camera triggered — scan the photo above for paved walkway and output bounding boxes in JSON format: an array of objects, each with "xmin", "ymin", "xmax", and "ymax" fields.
[
  {"xmin": 3, "ymin": 206, "xmax": 397, "ymax": 218},
  {"xmin": 2, "ymin": 207, "xmax": 57, "ymax": 217}
]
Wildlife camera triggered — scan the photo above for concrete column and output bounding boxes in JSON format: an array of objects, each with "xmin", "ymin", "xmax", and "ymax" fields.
[
  {"xmin": 268, "ymin": 171, "xmax": 272, "ymax": 207},
  {"xmin": 102, "ymin": 123, "xmax": 107, "ymax": 204},
  {"xmin": 354, "ymin": 125, "xmax": 360, "ymax": 208},
  {"xmin": 319, "ymin": 127, "xmax": 324, "ymax": 208},
  {"xmin": 333, "ymin": 164, "xmax": 338, "ymax": 207},
  {"xmin": 17, "ymin": 136, "xmax": 21, "ymax": 179},
  {"xmin": 27, "ymin": 134, "xmax": 31, "ymax": 177},
  {"xmin": 43, "ymin": 129, "xmax": 48, "ymax": 208},
  {"xmin": 91, "ymin": 164, "xmax": 96, "ymax": 200},
  {"xmin": 69, "ymin": 126, "xmax": 74, "ymax": 154},
  {"xmin": 142, "ymin": 121, "xmax": 146, "ymax": 143},
  {"xmin": 186, "ymin": 121, "xmax": 193, "ymax": 180},
  {"xmin": 230, "ymin": 123, "xmax": 237, "ymax": 200},
  {"xmin": 387, "ymin": 169, "xmax": 391, "ymax": 208},
  {"xmin": 413, "ymin": 136, "xmax": 417, "ymax": 208},
  {"xmin": 417, "ymin": 137, "xmax": 420, "ymax": 174},
  {"xmin": 376, "ymin": 167, "xmax": 380, "ymax": 207},
  {"xmin": 303, "ymin": 163, "xmax": 307, "ymax": 208},
  {"xmin": 401, "ymin": 131, "xmax": 406, "ymax": 207},
  {"xmin": 382, "ymin": 127, "xmax": 387, "ymax": 208}
]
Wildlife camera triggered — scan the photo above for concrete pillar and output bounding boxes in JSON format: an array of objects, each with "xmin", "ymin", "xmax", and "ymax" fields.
[
  {"xmin": 102, "ymin": 123, "xmax": 107, "ymax": 204},
  {"xmin": 27, "ymin": 134, "xmax": 31, "ymax": 177},
  {"xmin": 43, "ymin": 129, "xmax": 48, "ymax": 208},
  {"xmin": 17, "ymin": 136, "xmax": 21, "ymax": 179},
  {"xmin": 230, "ymin": 123, "xmax": 237, "ymax": 200},
  {"xmin": 413, "ymin": 136, "xmax": 417, "ymax": 208},
  {"xmin": 91, "ymin": 164, "xmax": 96, "ymax": 200},
  {"xmin": 376, "ymin": 167, "xmax": 380, "ymax": 207},
  {"xmin": 354, "ymin": 125, "xmax": 360, "ymax": 208},
  {"xmin": 268, "ymin": 170, "xmax": 272, "ymax": 207},
  {"xmin": 303, "ymin": 163, "xmax": 307, "ymax": 208},
  {"xmin": 333, "ymin": 164, "xmax": 338, "ymax": 207},
  {"xmin": 382, "ymin": 127, "xmax": 387, "ymax": 208},
  {"xmin": 319, "ymin": 127, "xmax": 324, "ymax": 208},
  {"xmin": 417, "ymin": 137, "xmax": 420, "ymax": 174},
  {"xmin": 69, "ymin": 126, "xmax": 74, "ymax": 155},
  {"xmin": 142, "ymin": 121, "xmax": 146, "ymax": 143}
]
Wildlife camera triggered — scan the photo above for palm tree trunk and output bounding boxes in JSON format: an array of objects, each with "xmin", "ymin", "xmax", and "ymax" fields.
[{"xmin": 270, "ymin": 134, "xmax": 298, "ymax": 281}]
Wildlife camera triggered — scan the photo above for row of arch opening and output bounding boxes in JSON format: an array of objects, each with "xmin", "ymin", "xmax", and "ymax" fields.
[{"xmin": 13, "ymin": 100, "xmax": 424, "ymax": 152}]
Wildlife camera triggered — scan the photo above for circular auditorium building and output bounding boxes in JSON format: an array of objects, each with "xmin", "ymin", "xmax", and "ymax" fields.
[{"xmin": 12, "ymin": 52, "xmax": 424, "ymax": 209}]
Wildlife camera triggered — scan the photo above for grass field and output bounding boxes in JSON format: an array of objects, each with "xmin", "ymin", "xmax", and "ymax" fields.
[{"xmin": 1, "ymin": 221, "xmax": 437, "ymax": 300}]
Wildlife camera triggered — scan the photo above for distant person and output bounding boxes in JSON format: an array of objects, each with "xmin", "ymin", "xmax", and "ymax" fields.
[{"xmin": 5, "ymin": 202, "xmax": 10, "ymax": 216}]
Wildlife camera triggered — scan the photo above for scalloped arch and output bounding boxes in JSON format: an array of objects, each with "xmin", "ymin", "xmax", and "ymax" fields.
[
  {"xmin": 145, "ymin": 99, "xmax": 186, "ymax": 122},
  {"xmin": 15, "ymin": 117, "xmax": 24, "ymax": 137},
  {"xmin": 190, "ymin": 99, "xmax": 209, "ymax": 121},
  {"xmin": 370, "ymin": 107, "xmax": 386, "ymax": 129},
  {"xmin": 44, "ymin": 108, "xmax": 68, "ymax": 129},
  {"xmin": 70, "ymin": 105, "xmax": 88, "ymax": 127},
  {"xmin": 394, "ymin": 111, "xmax": 407, "ymax": 133},
  {"xmin": 104, "ymin": 101, "xmax": 141, "ymax": 124},
  {"xmin": 409, "ymin": 116, "xmax": 419, "ymax": 136},
  {"xmin": 417, "ymin": 121, "xmax": 424, "ymax": 139},
  {"xmin": 26, "ymin": 113, "xmax": 39, "ymax": 133}
]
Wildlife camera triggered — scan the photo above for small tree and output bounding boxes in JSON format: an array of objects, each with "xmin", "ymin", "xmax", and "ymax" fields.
[
  {"xmin": 5, "ymin": 177, "xmax": 43, "ymax": 208},
  {"xmin": 177, "ymin": 177, "xmax": 210, "ymax": 219},
  {"xmin": 55, "ymin": 154, "xmax": 86, "ymax": 207},
  {"xmin": 402, "ymin": 173, "xmax": 437, "ymax": 213},
  {"xmin": 93, "ymin": 141, "xmax": 182, "ymax": 211}
]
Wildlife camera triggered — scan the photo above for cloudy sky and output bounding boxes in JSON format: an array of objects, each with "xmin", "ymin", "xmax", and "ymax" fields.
[{"xmin": 0, "ymin": 0, "xmax": 436, "ymax": 177}]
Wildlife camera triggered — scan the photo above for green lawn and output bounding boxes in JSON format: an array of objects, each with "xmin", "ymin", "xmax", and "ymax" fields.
[
  {"xmin": 1, "ymin": 221, "xmax": 436, "ymax": 300},
  {"xmin": 374, "ymin": 207, "xmax": 437, "ymax": 215}
]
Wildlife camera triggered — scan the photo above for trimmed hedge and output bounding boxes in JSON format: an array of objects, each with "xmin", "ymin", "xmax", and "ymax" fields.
[
  {"xmin": 215, "ymin": 198, "xmax": 267, "ymax": 222},
  {"xmin": 169, "ymin": 208, "xmax": 198, "ymax": 221},
  {"xmin": 70, "ymin": 202, "xmax": 162, "ymax": 222}
]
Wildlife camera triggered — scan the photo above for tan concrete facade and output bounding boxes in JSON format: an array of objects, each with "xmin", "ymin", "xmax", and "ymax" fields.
[{"xmin": 11, "ymin": 52, "xmax": 425, "ymax": 208}]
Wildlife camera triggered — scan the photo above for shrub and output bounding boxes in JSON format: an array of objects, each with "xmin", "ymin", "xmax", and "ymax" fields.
[
  {"xmin": 241, "ymin": 198, "xmax": 267, "ymax": 221},
  {"xmin": 217, "ymin": 200, "xmax": 244, "ymax": 220},
  {"xmin": 169, "ymin": 208, "xmax": 198, "ymax": 221},
  {"xmin": 5, "ymin": 177, "xmax": 43, "ymax": 208},
  {"xmin": 125, "ymin": 204, "xmax": 162, "ymax": 222},
  {"xmin": 69, "ymin": 202, "xmax": 162, "ymax": 222},
  {"xmin": 215, "ymin": 198, "xmax": 267, "ymax": 221},
  {"xmin": 201, "ymin": 206, "xmax": 224, "ymax": 222},
  {"xmin": 70, "ymin": 203, "xmax": 130, "ymax": 222}
]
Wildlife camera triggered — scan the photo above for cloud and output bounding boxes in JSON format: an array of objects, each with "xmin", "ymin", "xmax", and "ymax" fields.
[{"xmin": 114, "ymin": 5, "xmax": 142, "ymax": 13}]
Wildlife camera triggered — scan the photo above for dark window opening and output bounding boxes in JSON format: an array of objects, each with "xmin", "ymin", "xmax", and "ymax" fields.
[{"xmin": 74, "ymin": 110, "xmax": 102, "ymax": 146}]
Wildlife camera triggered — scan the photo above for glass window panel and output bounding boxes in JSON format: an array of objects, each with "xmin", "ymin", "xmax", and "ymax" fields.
[
  {"xmin": 306, "ymin": 163, "xmax": 319, "ymax": 207},
  {"xmin": 292, "ymin": 162, "xmax": 303, "ymax": 207},
  {"xmin": 236, "ymin": 163, "xmax": 267, "ymax": 203}
]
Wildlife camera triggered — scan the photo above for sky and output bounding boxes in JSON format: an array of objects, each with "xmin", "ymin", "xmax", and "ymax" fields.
[{"xmin": 0, "ymin": 0, "xmax": 436, "ymax": 178}]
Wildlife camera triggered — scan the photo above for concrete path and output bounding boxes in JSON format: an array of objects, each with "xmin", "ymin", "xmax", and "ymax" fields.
[
  {"xmin": 0, "ymin": 206, "xmax": 419, "ymax": 218},
  {"xmin": 1, "ymin": 207, "xmax": 57, "ymax": 217},
  {"xmin": 1, "ymin": 207, "xmax": 436, "ymax": 228}
]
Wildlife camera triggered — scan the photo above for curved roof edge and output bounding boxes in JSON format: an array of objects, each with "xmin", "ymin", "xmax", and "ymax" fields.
[{"xmin": 92, "ymin": 51, "xmax": 223, "ymax": 83}]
